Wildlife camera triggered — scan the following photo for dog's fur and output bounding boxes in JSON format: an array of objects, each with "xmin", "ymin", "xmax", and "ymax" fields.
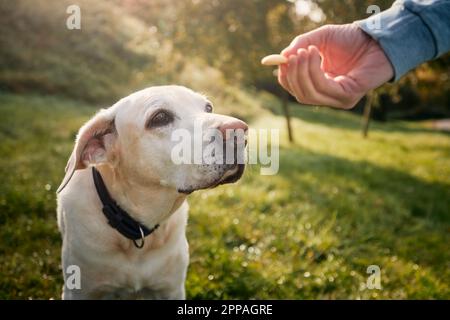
[{"xmin": 56, "ymin": 86, "xmax": 246, "ymax": 299}]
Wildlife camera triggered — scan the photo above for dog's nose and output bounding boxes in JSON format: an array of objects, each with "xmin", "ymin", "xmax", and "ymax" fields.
[{"xmin": 218, "ymin": 120, "xmax": 248, "ymax": 140}]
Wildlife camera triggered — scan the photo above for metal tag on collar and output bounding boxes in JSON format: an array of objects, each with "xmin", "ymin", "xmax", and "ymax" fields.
[{"xmin": 133, "ymin": 226, "xmax": 146, "ymax": 249}]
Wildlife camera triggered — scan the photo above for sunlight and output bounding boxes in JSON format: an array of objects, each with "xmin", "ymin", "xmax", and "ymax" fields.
[{"xmin": 293, "ymin": 0, "xmax": 326, "ymax": 23}]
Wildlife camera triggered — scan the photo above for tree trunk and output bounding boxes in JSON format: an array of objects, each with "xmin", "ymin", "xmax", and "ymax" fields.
[
  {"xmin": 282, "ymin": 92, "xmax": 294, "ymax": 143},
  {"xmin": 362, "ymin": 91, "xmax": 374, "ymax": 138}
]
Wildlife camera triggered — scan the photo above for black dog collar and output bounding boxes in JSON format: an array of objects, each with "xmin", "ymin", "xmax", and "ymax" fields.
[{"xmin": 92, "ymin": 167, "xmax": 159, "ymax": 248}]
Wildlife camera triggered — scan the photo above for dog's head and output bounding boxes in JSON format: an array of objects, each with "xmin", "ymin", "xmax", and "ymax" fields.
[{"xmin": 57, "ymin": 85, "xmax": 247, "ymax": 194}]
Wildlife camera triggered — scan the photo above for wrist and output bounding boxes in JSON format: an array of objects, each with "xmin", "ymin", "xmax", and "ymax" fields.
[
  {"xmin": 366, "ymin": 34, "xmax": 395, "ymax": 83},
  {"xmin": 355, "ymin": 3, "xmax": 437, "ymax": 81}
]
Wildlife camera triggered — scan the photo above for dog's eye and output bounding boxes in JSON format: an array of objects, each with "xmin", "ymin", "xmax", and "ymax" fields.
[
  {"xmin": 148, "ymin": 110, "xmax": 174, "ymax": 128},
  {"xmin": 205, "ymin": 103, "xmax": 213, "ymax": 113}
]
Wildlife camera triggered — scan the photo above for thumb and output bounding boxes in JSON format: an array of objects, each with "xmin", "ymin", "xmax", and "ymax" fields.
[{"xmin": 281, "ymin": 26, "xmax": 328, "ymax": 58}]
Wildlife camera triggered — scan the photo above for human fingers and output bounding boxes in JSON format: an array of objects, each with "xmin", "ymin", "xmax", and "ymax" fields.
[
  {"xmin": 280, "ymin": 26, "xmax": 329, "ymax": 58},
  {"xmin": 286, "ymin": 55, "xmax": 305, "ymax": 102},
  {"xmin": 278, "ymin": 62, "xmax": 294, "ymax": 96},
  {"xmin": 307, "ymin": 45, "xmax": 355, "ymax": 108},
  {"xmin": 287, "ymin": 48, "xmax": 343, "ymax": 107}
]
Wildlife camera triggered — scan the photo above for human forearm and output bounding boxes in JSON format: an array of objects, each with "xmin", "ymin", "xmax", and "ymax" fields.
[{"xmin": 356, "ymin": 0, "xmax": 450, "ymax": 81}]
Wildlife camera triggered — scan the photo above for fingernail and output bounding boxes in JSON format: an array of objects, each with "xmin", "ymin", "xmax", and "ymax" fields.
[
  {"xmin": 297, "ymin": 48, "xmax": 308, "ymax": 56},
  {"xmin": 297, "ymin": 49, "xmax": 307, "ymax": 59}
]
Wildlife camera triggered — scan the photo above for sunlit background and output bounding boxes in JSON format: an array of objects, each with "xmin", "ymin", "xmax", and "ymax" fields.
[{"xmin": 0, "ymin": 0, "xmax": 449, "ymax": 299}]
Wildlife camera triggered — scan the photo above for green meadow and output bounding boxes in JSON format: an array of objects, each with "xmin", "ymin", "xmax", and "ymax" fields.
[{"xmin": 1, "ymin": 92, "xmax": 448, "ymax": 299}]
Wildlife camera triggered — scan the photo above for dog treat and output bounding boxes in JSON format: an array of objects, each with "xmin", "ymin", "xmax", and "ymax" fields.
[{"xmin": 261, "ymin": 54, "xmax": 288, "ymax": 66}]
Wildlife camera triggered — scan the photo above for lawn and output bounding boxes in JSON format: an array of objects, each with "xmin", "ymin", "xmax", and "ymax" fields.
[{"xmin": 0, "ymin": 92, "xmax": 449, "ymax": 299}]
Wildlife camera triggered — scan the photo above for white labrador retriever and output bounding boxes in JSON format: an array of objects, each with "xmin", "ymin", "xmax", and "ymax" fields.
[{"xmin": 56, "ymin": 85, "xmax": 247, "ymax": 299}]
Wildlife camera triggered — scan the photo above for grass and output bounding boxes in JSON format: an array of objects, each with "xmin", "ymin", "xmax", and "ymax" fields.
[{"xmin": 0, "ymin": 92, "xmax": 449, "ymax": 299}]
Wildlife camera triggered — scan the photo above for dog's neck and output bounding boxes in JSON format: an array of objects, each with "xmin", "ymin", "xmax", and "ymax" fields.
[{"xmin": 95, "ymin": 164, "xmax": 186, "ymax": 230}]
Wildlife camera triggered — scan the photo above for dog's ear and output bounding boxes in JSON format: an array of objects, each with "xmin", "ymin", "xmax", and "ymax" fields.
[{"xmin": 57, "ymin": 109, "xmax": 117, "ymax": 193}]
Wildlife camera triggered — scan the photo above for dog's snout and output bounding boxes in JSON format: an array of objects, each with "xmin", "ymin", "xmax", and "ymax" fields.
[{"xmin": 218, "ymin": 120, "xmax": 248, "ymax": 140}]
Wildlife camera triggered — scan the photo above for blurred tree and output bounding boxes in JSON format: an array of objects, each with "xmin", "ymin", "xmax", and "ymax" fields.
[{"xmin": 1, "ymin": 0, "xmax": 447, "ymax": 122}]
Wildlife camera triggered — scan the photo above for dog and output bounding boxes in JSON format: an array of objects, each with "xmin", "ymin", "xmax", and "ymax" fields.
[{"xmin": 56, "ymin": 85, "xmax": 247, "ymax": 299}]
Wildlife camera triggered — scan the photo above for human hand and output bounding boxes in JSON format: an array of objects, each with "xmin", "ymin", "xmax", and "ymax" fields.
[{"xmin": 278, "ymin": 24, "xmax": 394, "ymax": 109}]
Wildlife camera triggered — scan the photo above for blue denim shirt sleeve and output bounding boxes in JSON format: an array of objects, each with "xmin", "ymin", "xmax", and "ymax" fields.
[{"xmin": 356, "ymin": 0, "xmax": 450, "ymax": 81}]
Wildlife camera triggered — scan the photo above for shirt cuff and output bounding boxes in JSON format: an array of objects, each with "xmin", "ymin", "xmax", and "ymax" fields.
[{"xmin": 355, "ymin": 1, "xmax": 436, "ymax": 81}]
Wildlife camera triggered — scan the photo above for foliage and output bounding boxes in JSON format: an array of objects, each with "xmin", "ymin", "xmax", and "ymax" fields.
[{"xmin": 1, "ymin": 0, "xmax": 447, "ymax": 118}]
